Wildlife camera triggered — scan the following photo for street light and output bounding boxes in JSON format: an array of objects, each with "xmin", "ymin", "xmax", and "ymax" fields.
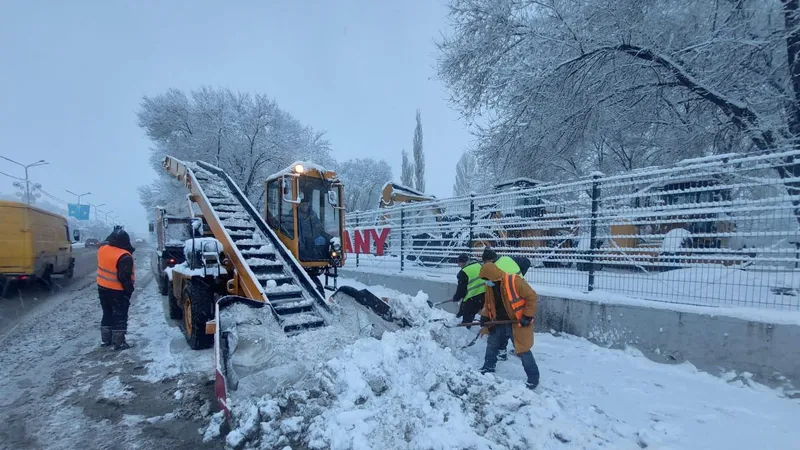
[
  {"xmin": 0, "ymin": 156, "xmax": 48, "ymax": 205},
  {"xmin": 88, "ymin": 202, "xmax": 106, "ymax": 221},
  {"xmin": 66, "ymin": 190, "xmax": 91, "ymax": 205},
  {"xmin": 101, "ymin": 210, "xmax": 114, "ymax": 223}
]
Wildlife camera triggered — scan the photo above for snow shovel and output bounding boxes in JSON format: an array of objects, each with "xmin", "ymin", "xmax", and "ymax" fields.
[
  {"xmin": 427, "ymin": 299, "xmax": 455, "ymax": 308},
  {"xmin": 461, "ymin": 320, "xmax": 518, "ymax": 348}
]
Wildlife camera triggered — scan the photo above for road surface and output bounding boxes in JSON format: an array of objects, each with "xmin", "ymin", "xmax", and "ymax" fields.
[
  {"xmin": 0, "ymin": 247, "xmax": 220, "ymax": 450},
  {"xmin": 0, "ymin": 247, "xmax": 99, "ymax": 333}
]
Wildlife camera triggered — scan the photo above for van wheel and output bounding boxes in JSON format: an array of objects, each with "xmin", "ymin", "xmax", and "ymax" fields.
[
  {"xmin": 41, "ymin": 266, "xmax": 53, "ymax": 289},
  {"xmin": 168, "ymin": 282, "xmax": 182, "ymax": 320},
  {"xmin": 65, "ymin": 260, "xmax": 75, "ymax": 279},
  {"xmin": 181, "ymin": 279, "xmax": 214, "ymax": 350}
]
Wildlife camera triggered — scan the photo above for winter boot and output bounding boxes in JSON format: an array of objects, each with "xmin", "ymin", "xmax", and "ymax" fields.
[
  {"xmin": 100, "ymin": 326, "xmax": 112, "ymax": 347},
  {"xmin": 526, "ymin": 381, "xmax": 538, "ymax": 390},
  {"xmin": 498, "ymin": 349, "xmax": 508, "ymax": 361},
  {"xmin": 112, "ymin": 330, "xmax": 134, "ymax": 350},
  {"xmin": 479, "ymin": 366, "xmax": 495, "ymax": 375}
]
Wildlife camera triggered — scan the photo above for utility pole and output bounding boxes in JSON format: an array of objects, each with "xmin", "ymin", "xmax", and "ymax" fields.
[
  {"xmin": 66, "ymin": 190, "xmax": 91, "ymax": 205},
  {"xmin": 0, "ymin": 156, "xmax": 48, "ymax": 205}
]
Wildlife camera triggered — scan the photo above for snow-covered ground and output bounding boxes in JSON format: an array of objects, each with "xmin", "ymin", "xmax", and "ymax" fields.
[{"xmin": 219, "ymin": 278, "xmax": 800, "ymax": 450}]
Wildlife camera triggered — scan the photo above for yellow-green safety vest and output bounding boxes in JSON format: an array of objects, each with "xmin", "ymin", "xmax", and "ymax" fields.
[
  {"xmin": 461, "ymin": 262, "xmax": 486, "ymax": 302},
  {"xmin": 495, "ymin": 256, "xmax": 521, "ymax": 275}
]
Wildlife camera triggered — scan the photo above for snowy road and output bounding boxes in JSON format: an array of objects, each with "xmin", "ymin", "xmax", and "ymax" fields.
[
  {"xmin": 0, "ymin": 247, "xmax": 221, "ymax": 450},
  {"xmin": 0, "ymin": 247, "xmax": 99, "ymax": 333}
]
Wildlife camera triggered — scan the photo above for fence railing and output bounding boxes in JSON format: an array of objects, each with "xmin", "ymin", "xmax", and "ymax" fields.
[{"xmin": 343, "ymin": 150, "xmax": 800, "ymax": 310}]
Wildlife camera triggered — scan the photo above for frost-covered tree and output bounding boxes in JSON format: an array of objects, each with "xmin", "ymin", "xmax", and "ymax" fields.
[
  {"xmin": 453, "ymin": 151, "xmax": 478, "ymax": 196},
  {"xmin": 437, "ymin": 0, "xmax": 800, "ymax": 213},
  {"xmin": 337, "ymin": 158, "xmax": 393, "ymax": 211},
  {"xmin": 401, "ymin": 149, "xmax": 414, "ymax": 187},
  {"xmin": 137, "ymin": 87, "xmax": 332, "ymax": 218},
  {"xmin": 412, "ymin": 109, "xmax": 425, "ymax": 192}
]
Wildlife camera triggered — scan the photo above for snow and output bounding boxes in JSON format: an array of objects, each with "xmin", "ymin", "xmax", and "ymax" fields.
[
  {"xmin": 182, "ymin": 237, "xmax": 223, "ymax": 260},
  {"xmin": 661, "ymin": 227, "xmax": 692, "ymax": 252},
  {"xmin": 98, "ymin": 376, "xmax": 135, "ymax": 404},
  {"xmin": 72, "ymin": 242, "xmax": 85, "ymax": 249},
  {"xmin": 169, "ymin": 261, "xmax": 227, "ymax": 279},
  {"xmin": 220, "ymin": 279, "xmax": 800, "ymax": 449},
  {"xmin": 267, "ymin": 161, "xmax": 335, "ymax": 182}
]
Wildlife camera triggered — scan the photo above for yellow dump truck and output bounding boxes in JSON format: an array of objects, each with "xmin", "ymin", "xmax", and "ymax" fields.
[{"xmin": 0, "ymin": 201, "xmax": 76, "ymax": 295}]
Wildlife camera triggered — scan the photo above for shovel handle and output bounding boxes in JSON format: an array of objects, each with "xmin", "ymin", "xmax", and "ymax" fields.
[{"xmin": 455, "ymin": 320, "xmax": 517, "ymax": 327}]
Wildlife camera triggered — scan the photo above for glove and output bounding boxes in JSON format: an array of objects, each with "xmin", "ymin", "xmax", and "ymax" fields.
[
  {"xmin": 479, "ymin": 316, "xmax": 490, "ymax": 326},
  {"xmin": 519, "ymin": 315, "xmax": 533, "ymax": 327},
  {"xmin": 455, "ymin": 302, "xmax": 464, "ymax": 318}
]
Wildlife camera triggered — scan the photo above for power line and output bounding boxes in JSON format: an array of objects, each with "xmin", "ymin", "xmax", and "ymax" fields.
[{"xmin": 0, "ymin": 170, "xmax": 24, "ymax": 181}]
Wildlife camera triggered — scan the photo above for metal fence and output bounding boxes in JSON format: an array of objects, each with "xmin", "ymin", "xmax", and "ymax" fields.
[{"xmin": 344, "ymin": 150, "xmax": 800, "ymax": 310}]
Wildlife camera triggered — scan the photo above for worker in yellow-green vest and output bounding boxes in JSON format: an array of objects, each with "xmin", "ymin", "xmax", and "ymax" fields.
[
  {"xmin": 452, "ymin": 253, "xmax": 486, "ymax": 329},
  {"xmin": 479, "ymin": 247, "xmax": 532, "ymax": 361}
]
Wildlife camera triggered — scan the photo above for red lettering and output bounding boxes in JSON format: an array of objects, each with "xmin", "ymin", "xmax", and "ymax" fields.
[
  {"xmin": 353, "ymin": 229, "xmax": 370, "ymax": 254},
  {"xmin": 369, "ymin": 228, "xmax": 390, "ymax": 256}
]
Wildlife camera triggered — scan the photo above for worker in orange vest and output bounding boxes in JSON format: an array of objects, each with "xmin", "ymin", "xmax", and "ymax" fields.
[
  {"xmin": 478, "ymin": 261, "xmax": 540, "ymax": 390},
  {"xmin": 97, "ymin": 229, "xmax": 135, "ymax": 350}
]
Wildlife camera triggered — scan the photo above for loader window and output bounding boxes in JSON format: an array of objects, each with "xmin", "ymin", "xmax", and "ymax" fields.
[
  {"xmin": 279, "ymin": 183, "xmax": 295, "ymax": 239},
  {"xmin": 266, "ymin": 180, "xmax": 279, "ymax": 229},
  {"xmin": 297, "ymin": 177, "xmax": 341, "ymax": 261}
]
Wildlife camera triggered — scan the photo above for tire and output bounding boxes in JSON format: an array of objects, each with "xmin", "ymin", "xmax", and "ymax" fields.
[
  {"xmin": 159, "ymin": 274, "xmax": 169, "ymax": 296},
  {"xmin": 181, "ymin": 279, "xmax": 214, "ymax": 350},
  {"xmin": 65, "ymin": 259, "xmax": 75, "ymax": 279},
  {"xmin": 168, "ymin": 280, "xmax": 182, "ymax": 320},
  {"xmin": 40, "ymin": 266, "xmax": 53, "ymax": 290}
]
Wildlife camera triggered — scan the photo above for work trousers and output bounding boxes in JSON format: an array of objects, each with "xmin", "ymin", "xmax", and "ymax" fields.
[
  {"xmin": 483, "ymin": 323, "xmax": 540, "ymax": 387},
  {"xmin": 99, "ymin": 288, "xmax": 131, "ymax": 331}
]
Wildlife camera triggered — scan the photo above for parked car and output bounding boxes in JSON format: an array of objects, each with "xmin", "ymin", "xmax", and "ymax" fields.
[{"xmin": 85, "ymin": 238, "xmax": 101, "ymax": 248}]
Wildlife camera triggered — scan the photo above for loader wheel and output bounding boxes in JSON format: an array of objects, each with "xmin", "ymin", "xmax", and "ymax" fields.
[
  {"xmin": 168, "ymin": 282, "xmax": 182, "ymax": 320},
  {"xmin": 159, "ymin": 274, "xmax": 169, "ymax": 296},
  {"xmin": 181, "ymin": 279, "xmax": 214, "ymax": 350}
]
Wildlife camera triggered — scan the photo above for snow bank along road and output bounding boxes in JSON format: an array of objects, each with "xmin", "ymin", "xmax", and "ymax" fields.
[
  {"xmin": 0, "ymin": 247, "xmax": 222, "ymax": 450},
  {"xmin": 219, "ymin": 281, "xmax": 800, "ymax": 450}
]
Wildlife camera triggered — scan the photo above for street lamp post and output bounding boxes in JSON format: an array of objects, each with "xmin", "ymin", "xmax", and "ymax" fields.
[
  {"xmin": 66, "ymin": 190, "xmax": 91, "ymax": 205},
  {"xmin": 88, "ymin": 202, "xmax": 106, "ymax": 221},
  {"xmin": 0, "ymin": 156, "xmax": 48, "ymax": 205},
  {"xmin": 102, "ymin": 210, "xmax": 114, "ymax": 224}
]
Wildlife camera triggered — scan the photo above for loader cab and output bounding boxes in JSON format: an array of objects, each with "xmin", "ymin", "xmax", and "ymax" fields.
[{"xmin": 265, "ymin": 162, "xmax": 346, "ymax": 274}]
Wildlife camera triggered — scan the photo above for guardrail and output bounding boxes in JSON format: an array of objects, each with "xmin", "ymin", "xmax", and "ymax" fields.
[{"xmin": 345, "ymin": 150, "xmax": 800, "ymax": 310}]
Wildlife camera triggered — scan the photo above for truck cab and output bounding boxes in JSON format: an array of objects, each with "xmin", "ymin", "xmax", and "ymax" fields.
[{"xmin": 150, "ymin": 208, "xmax": 194, "ymax": 295}]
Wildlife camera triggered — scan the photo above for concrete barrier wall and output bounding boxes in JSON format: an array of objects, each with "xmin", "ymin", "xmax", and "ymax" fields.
[{"xmin": 341, "ymin": 269, "xmax": 800, "ymax": 388}]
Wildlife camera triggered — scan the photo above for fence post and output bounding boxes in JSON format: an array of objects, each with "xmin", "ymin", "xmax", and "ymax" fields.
[
  {"xmin": 587, "ymin": 173, "xmax": 602, "ymax": 292},
  {"xmin": 400, "ymin": 207, "xmax": 405, "ymax": 272},
  {"xmin": 468, "ymin": 194, "xmax": 475, "ymax": 252},
  {"xmin": 354, "ymin": 216, "xmax": 359, "ymax": 267}
]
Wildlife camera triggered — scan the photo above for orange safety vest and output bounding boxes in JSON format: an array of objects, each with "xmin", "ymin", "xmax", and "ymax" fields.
[
  {"xmin": 503, "ymin": 273, "xmax": 526, "ymax": 321},
  {"xmin": 97, "ymin": 245, "xmax": 135, "ymax": 291}
]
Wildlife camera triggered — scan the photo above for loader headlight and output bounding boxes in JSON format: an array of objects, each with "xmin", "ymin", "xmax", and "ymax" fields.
[{"xmin": 294, "ymin": 164, "xmax": 305, "ymax": 174}]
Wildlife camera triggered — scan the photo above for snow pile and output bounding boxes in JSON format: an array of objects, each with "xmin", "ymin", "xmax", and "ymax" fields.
[
  {"xmin": 223, "ymin": 327, "xmax": 631, "ymax": 450},
  {"xmin": 661, "ymin": 228, "xmax": 691, "ymax": 252}
]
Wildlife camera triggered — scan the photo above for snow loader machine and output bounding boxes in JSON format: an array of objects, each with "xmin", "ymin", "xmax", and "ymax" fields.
[{"xmin": 161, "ymin": 156, "xmax": 405, "ymax": 421}]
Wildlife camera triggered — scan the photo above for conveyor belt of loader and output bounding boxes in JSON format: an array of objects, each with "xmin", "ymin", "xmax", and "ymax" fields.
[{"xmin": 180, "ymin": 159, "xmax": 329, "ymax": 335}]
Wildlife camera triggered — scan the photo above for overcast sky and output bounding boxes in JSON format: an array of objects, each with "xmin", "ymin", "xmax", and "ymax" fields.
[{"xmin": 0, "ymin": 0, "xmax": 471, "ymax": 233}]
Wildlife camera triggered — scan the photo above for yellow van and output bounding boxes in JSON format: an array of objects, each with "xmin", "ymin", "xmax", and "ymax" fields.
[{"xmin": 0, "ymin": 201, "xmax": 76, "ymax": 294}]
